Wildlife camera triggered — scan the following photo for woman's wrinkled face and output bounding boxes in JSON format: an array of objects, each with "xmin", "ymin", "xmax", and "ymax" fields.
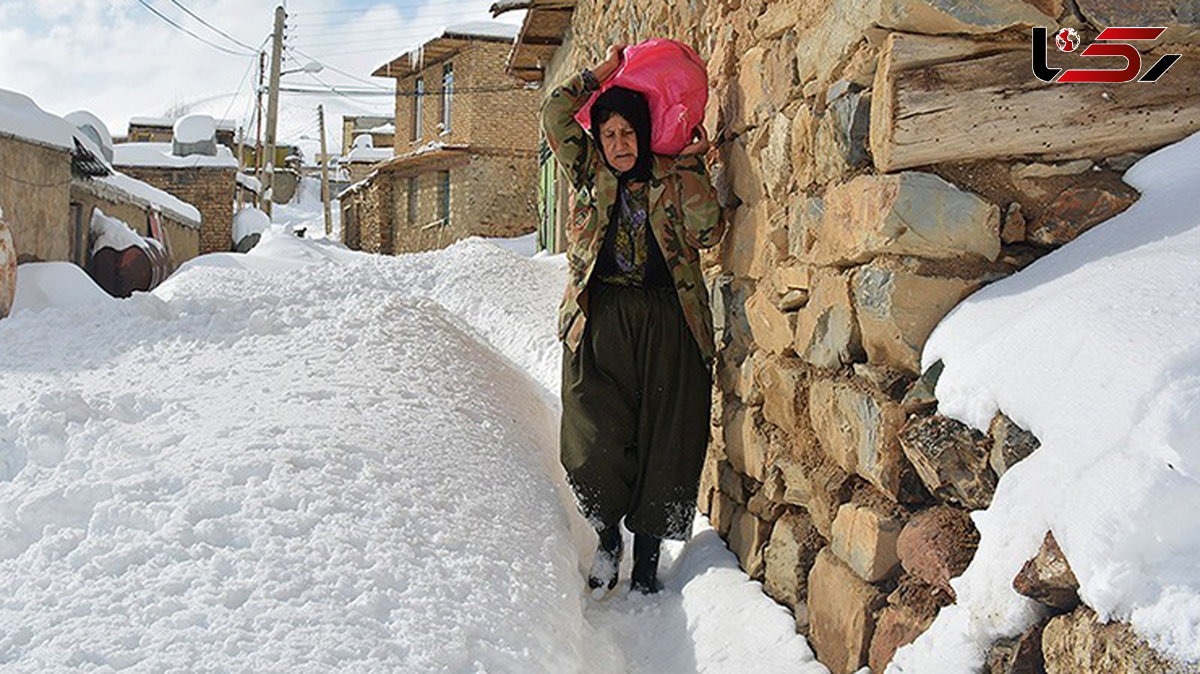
[{"xmin": 599, "ymin": 114, "xmax": 637, "ymax": 174}]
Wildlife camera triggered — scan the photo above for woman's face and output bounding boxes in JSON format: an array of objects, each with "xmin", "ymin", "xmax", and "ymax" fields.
[{"xmin": 599, "ymin": 114, "xmax": 638, "ymax": 174}]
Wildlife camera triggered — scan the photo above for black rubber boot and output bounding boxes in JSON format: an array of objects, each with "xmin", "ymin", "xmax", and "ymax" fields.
[
  {"xmin": 587, "ymin": 525, "xmax": 623, "ymax": 598},
  {"xmin": 630, "ymin": 533, "xmax": 662, "ymax": 595}
]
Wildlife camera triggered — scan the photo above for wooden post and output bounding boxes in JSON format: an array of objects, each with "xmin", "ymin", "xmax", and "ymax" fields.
[
  {"xmin": 255, "ymin": 50, "xmax": 265, "ymax": 209},
  {"xmin": 318, "ymin": 104, "xmax": 332, "ymax": 238},
  {"xmin": 263, "ymin": 5, "xmax": 285, "ymax": 218},
  {"xmin": 235, "ymin": 125, "xmax": 245, "ymax": 210}
]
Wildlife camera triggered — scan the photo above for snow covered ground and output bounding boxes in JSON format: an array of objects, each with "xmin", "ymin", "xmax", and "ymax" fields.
[
  {"xmin": 891, "ymin": 132, "xmax": 1200, "ymax": 671},
  {"xmin": 0, "ymin": 224, "xmax": 823, "ymax": 672}
]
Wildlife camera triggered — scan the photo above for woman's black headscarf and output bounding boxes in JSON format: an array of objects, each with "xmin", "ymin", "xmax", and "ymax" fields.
[{"xmin": 590, "ymin": 86, "xmax": 653, "ymax": 182}]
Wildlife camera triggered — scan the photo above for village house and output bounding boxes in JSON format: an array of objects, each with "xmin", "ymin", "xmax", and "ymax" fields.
[
  {"xmin": 497, "ymin": 1, "xmax": 1200, "ymax": 672},
  {"xmin": 341, "ymin": 114, "xmax": 394, "ymax": 155},
  {"xmin": 113, "ymin": 115, "xmax": 238, "ymax": 255},
  {"xmin": 127, "ymin": 115, "xmax": 238, "ymax": 151},
  {"xmin": 339, "ymin": 21, "xmax": 539, "ymax": 255},
  {"xmin": 0, "ymin": 90, "xmax": 200, "ymax": 274}
]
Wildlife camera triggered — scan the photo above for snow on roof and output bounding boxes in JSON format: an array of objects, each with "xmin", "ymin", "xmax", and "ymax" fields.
[
  {"xmin": 65, "ymin": 111, "xmax": 115, "ymax": 163},
  {"xmin": 174, "ymin": 114, "xmax": 216, "ymax": 144},
  {"xmin": 112, "ymin": 142, "xmax": 238, "ymax": 169},
  {"xmin": 345, "ymin": 146, "xmax": 394, "ymax": 163},
  {"xmin": 490, "ymin": 0, "xmax": 530, "ymax": 16},
  {"xmin": 443, "ymin": 20, "xmax": 520, "ymax": 39},
  {"xmin": 236, "ymin": 172, "xmax": 262, "ymax": 194},
  {"xmin": 366, "ymin": 123, "xmax": 396, "ymax": 134},
  {"xmin": 0, "ymin": 88, "xmax": 75, "ymax": 151},
  {"xmin": 96, "ymin": 171, "xmax": 202, "ymax": 226},
  {"xmin": 130, "ymin": 115, "xmax": 237, "ymax": 131}
]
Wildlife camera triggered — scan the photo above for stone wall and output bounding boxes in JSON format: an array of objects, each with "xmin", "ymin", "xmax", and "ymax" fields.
[
  {"xmin": 553, "ymin": 1, "xmax": 1200, "ymax": 672},
  {"xmin": 0, "ymin": 134, "xmax": 73, "ymax": 263},
  {"xmin": 119, "ymin": 166, "xmax": 236, "ymax": 255}
]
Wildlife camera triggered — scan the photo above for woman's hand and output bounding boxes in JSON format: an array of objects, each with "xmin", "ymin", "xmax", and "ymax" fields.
[
  {"xmin": 678, "ymin": 125, "xmax": 710, "ymax": 156},
  {"xmin": 593, "ymin": 43, "xmax": 626, "ymax": 83}
]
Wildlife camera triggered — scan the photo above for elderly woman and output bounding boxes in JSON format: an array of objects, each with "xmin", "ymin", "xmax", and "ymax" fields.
[{"xmin": 542, "ymin": 44, "xmax": 725, "ymax": 595}]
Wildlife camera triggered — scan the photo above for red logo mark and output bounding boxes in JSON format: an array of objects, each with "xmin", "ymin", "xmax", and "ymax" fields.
[{"xmin": 1032, "ymin": 26, "xmax": 1182, "ymax": 83}]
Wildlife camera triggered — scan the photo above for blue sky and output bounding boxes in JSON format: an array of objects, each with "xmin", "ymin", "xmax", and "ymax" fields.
[{"xmin": 0, "ymin": 0, "xmax": 524, "ymax": 157}]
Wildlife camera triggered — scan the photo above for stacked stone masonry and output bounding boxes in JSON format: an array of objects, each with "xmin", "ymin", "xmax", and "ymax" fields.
[{"xmin": 554, "ymin": 0, "xmax": 1200, "ymax": 672}]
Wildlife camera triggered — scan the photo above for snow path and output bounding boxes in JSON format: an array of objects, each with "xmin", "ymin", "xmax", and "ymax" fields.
[{"xmin": 0, "ymin": 229, "xmax": 823, "ymax": 672}]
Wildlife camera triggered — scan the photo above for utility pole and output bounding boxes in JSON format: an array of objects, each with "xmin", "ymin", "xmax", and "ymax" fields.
[
  {"xmin": 263, "ymin": 5, "xmax": 285, "ymax": 218},
  {"xmin": 235, "ymin": 125, "xmax": 245, "ymax": 210},
  {"xmin": 318, "ymin": 104, "xmax": 332, "ymax": 237},
  {"xmin": 255, "ymin": 50, "xmax": 265, "ymax": 209}
]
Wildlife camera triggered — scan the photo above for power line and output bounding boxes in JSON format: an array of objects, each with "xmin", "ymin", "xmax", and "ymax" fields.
[
  {"xmin": 278, "ymin": 84, "xmax": 525, "ymax": 97},
  {"xmin": 292, "ymin": 2, "xmax": 487, "ymax": 16},
  {"xmin": 289, "ymin": 15, "xmax": 516, "ymax": 36},
  {"xmin": 287, "ymin": 47, "xmax": 393, "ymax": 91},
  {"xmin": 166, "ymin": 0, "xmax": 260, "ymax": 52},
  {"xmin": 130, "ymin": 0, "xmax": 255, "ymax": 56}
]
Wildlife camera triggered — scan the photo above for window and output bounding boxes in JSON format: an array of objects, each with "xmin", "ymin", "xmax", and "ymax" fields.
[
  {"xmin": 408, "ymin": 177, "xmax": 419, "ymax": 225},
  {"xmin": 412, "ymin": 77, "xmax": 424, "ymax": 141},
  {"xmin": 439, "ymin": 171, "xmax": 451, "ymax": 225},
  {"xmin": 441, "ymin": 63, "xmax": 453, "ymax": 134}
]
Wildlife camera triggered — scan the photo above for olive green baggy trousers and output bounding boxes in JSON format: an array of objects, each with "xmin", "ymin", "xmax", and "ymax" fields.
[{"xmin": 560, "ymin": 281, "xmax": 713, "ymax": 541}]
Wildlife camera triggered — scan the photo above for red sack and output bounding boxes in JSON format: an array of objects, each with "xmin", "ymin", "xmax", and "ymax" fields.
[{"xmin": 575, "ymin": 38, "xmax": 709, "ymax": 156}]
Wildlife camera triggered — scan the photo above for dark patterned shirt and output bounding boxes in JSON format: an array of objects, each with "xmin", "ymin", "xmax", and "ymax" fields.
[{"xmin": 592, "ymin": 181, "xmax": 672, "ymax": 287}]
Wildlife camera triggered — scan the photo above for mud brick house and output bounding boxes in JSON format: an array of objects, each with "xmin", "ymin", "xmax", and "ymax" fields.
[
  {"xmin": 128, "ymin": 116, "xmax": 238, "ymax": 152},
  {"xmin": 499, "ymin": 0, "xmax": 1200, "ymax": 672},
  {"xmin": 341, "ymin": 115, "xmax": 395, "ymax": 155},
  {"xmin": 113, "ymin": 120, "xmax": 238, "ymax": 255},
  {"xmin": 340, "ymin": 21, "xmax": 539, "ymax": 255},
  {"xmin": 0, "ymin": 92, "xmax": 199, "ymax": 271}
]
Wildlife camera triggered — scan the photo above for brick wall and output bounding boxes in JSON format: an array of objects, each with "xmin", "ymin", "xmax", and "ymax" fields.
[
  {"xmin": 119, "ymin": 166, "xmax": 236, "ymax": 254},
  {"xmin": 0, "ymin": 135, "xmax": 72, "ymax": 263},
  {"xmin": 392, "ymin": 40, "xmax": 540, "ymax": 154},
  {"xmin": 349, "ymin": 151, "xmax": 537, "ymax": 256}
]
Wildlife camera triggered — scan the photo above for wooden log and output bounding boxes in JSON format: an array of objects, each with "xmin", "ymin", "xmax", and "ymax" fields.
[{"xmin": 871, "ymin": 32, "xmax": 1200, "ymax": 172}]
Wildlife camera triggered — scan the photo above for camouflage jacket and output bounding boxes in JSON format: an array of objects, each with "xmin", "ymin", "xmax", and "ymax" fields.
[{"xmin": 542, "ymin": 71, "xmax": 725, "ymax": 362}]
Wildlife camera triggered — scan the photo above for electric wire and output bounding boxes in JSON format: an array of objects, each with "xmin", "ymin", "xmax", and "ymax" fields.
[
  {"xmin": 130, "ymin": 0, "xmax": 255, "ymax": 56},
  {"xmin": 166, "ymin": 0, "xmax": 261, "ymax": 52}
]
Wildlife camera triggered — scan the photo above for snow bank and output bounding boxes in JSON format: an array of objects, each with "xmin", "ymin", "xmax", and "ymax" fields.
[
  {"xmin": 232, "ymin": 207, "xmax": 270, "ymax": 245},
  {"xmin": 0, "ymin": 238, "xmax": 612, "ymax": 672},
  {"xmin": 890, "ymin": 132, "xmax": 1200, "ymax": 671},
  {"xmin": 0, "ymin": 88, "xmax": 75, "ymax": 151},
  {"xmin": 89, "ymin": 208, "xmax": 146, "ymax": 253},
  {"xmin": 1, "ymin": 227, "xmax": 829, "ymax": 672},
  {"xmin": 10, "ymin": 262, "xmax": 113, "ymax": 314}
]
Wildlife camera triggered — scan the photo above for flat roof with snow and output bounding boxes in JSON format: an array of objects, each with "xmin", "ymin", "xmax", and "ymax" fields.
[
  {"xmin": 372, "ymin": 21, "xmax": 520, "ymax": 79},
  {"xmin": 113, "ymin": 142, "xmax": 239, "ymax": 170}
]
